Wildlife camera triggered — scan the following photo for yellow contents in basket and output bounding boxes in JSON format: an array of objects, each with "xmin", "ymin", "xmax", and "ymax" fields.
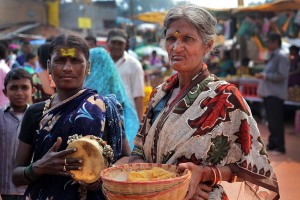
[{"xmin": 128, "ymin": 167, "xmax": 176, "ymax": 182}]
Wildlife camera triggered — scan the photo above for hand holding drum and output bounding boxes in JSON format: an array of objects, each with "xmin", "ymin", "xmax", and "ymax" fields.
[{"xmin": 65, "ymin": 134, "xmax": 114, "ymax": 183}]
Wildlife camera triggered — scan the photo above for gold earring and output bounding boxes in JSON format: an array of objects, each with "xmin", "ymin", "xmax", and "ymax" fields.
[{"xmin": 87, "ymin": 69, "xmax": 90, "ymax": 75}]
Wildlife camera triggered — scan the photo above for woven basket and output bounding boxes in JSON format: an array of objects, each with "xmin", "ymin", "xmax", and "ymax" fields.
[
  {"xmin": 100, "ymin": 163, "xmax": 191, "ymax": 195},
  {"xmin": 103, "ymin": 171, "xmax": 191, "ymax": 200}
]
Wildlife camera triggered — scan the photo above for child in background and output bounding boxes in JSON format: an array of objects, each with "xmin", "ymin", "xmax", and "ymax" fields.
[{"xmin": 0, "ymin": 68, "xmax": 33, "ymax": 200}]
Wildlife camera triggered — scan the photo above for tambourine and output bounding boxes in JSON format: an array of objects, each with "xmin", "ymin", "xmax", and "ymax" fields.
[{"xmin": 65, "ymin": 134, "xmax": 114, "ymax": 183}]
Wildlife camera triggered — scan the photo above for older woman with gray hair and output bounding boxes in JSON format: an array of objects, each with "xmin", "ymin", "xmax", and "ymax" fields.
[{"xmin": 129, "ymin": 3, "xmax": 279, "ymax": 200}]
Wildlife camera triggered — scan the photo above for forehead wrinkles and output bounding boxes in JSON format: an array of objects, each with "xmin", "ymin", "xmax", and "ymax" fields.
[
  {"xmin": 166, "ymin": 19, "xmax": 203, "ymax": 41},
  {"xmin": 166, "ymin": 29, "xmax": 201, "ymax": 42}
]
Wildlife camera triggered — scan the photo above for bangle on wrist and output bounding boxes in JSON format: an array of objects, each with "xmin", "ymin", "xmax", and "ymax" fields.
[
  {"xmin": 24, "ymin": 163, "xmax": 38, "ymax": 183},
  {"xmin": 209, "ymin": 167, "xmax": 217, "ymax": 186},
  {"xmin": 214, "ymin": 167, "xmax": 222, "ymax": 184},
  {"xmin": 23, "ymin": 167, "xmax": 31, "ymax": 184}
]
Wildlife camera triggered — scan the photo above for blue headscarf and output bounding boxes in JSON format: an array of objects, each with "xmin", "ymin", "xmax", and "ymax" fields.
[{"xmin": 85, "ymin": 47, "xmax": 139, "ymax": 149}]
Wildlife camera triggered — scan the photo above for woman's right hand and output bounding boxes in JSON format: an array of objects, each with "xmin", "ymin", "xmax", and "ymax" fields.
[
  {"xmin": 190, "ymin": 183, "xmax": 213, "ymax": 200},
  {"xmin": 178, "ymin": 162, "xmax": 212, "ymax": 200},
  {"xmin": 32, "ymin": 137, "xmax": 82, "ymax": 177}
]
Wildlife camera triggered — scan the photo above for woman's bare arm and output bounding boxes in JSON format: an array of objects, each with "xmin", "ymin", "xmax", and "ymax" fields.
[
  {"xmin": 12, "ymin": 141, "xmax": 34, "ymax": 186},
  {"xmin": 113, "ymin": 137, "xmax": 131, "ymax": 166},
  {"xmin": 128, "ymin": 155, "xmax": 147, "ymax": 163}
]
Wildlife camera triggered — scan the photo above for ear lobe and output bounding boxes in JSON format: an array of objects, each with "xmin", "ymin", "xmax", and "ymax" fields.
[
  {"xmin": 3, "ymin": 89, "xmax": 7, "ymax": 97},
  {"xmin": 205, "ymin": 40, "xmax": 214, "ymax": 54}
]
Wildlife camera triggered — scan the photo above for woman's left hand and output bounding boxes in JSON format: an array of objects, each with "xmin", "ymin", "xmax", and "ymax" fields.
[{"xmin": 178, "ymin": 162, "xmax": 211, "ymax": 200}]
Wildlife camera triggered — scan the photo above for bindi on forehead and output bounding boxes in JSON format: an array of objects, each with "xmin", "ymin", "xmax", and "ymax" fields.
[
  {"xmin": 174, "ymin": 31, "xmax": 180, "ymax": 38},
  {"xmin": 60, "ymin": 48, "xmax": 76, "ymax": 57}
]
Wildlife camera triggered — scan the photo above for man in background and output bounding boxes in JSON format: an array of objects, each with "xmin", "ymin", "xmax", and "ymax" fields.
[
  {"xmin": 107, "ymin": 29, "xmax": 144, "ymax": 121},
  {"xmin": 16, "ymin": 42, "xmax": 32, "ymax": 66},
  {"xmin": 255, "ymin": 32, "xmax": 290, "ymax": 155}
]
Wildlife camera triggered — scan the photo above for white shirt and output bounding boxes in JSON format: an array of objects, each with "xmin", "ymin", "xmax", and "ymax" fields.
[{"xmin": 115, "ymin": 52, "xmax": 144, "ymax": 108}]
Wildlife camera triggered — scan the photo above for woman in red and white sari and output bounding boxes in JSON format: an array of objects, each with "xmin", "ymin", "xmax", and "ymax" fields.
[{"xmin": 129, "ymin": 4, "xmax": 279, "ymax": 200}]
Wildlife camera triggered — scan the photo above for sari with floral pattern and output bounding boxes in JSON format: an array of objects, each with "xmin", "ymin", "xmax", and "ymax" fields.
[
  {"xmin": 24, "ymin": 88, "xmax": 123, "ymax": 200},
  {"xmin": 132, "ymin": 68, "xmax": 280, "ymax": 199}
]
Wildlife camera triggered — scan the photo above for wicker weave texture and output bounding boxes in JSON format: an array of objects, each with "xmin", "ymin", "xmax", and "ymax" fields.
[
  {"xmin": 101, "ymin": 163, "xmax": 191, "ymax": 196},
  {"xmin": 103, "ymin": 171, "xmax": 191, "ymax": 200}
]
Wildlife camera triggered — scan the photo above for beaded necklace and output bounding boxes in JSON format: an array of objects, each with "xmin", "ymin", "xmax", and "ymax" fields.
[{"xmin": 42, "ymin": 89, "xmax": 86, "ymax": 116}]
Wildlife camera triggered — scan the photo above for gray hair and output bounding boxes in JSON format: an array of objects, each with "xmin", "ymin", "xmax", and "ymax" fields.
[{"xmin": 163, "ymin": 4, "xmax": 217, "ymax": 45}]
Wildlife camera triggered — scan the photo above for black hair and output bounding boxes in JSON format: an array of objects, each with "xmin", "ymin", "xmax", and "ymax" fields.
[
  {"xmin": 0, "ymin": 44, "xmax": 6, "ymax": 59},
  {"xmin": 49, "ymin": 34, "xmax": 90, "ymax": 60},
  {"xmin": 46, "ymin": 36, "xmax": 55, "ymax": 43},
  {"xmin": 25, "ymin": 52, "xmax": 36, "ymax": 62},
  {"xmin": 22, "ymin": 41, "xmax": 30, "ymax": 47},
  {"xmin": 267, "ymin": 32, "xmax": 282, "ymax": 47},
  {"xmin": 107, "ymin": 29, "xmax": 128, "ymax": 42},
  {"xmin": 289, "ymin": 45, "xmax": 299, "ymax": 53},
  {"xmin": 241, "ymin": 57, "xmax": 250, "ymax": 66},
  {"xmin": 85, "ymin": 35, "xmax": 97, "ymax": 45},
  {"xmin": 37, "ymin": 43, "xmax": 51, "ymax": 70},
  {"xmin": 0, "ymin": 40, "xmax": 9, "ymax": 49},
  {"xmin": 223, "ymin": 50, "xmax": 231, "ymax": 59},
  {"xmin": 4, "ymin": 68, "xmax": 33, "ymax": 89}
]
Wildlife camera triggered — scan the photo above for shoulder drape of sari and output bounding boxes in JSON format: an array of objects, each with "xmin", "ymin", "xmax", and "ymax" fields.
[
  {"xmin": 133, "ymin": 69, "xmax": 279, "ymax": 200},
  {"xmin": 24, "ymin": 88, "xmax": 123, "ymax": 200},
  {"xmin": 85, "ymin": 47, "xmax": 139, "ymax": 149}
]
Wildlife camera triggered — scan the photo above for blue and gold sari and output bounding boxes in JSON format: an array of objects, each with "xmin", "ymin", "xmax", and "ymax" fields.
[{"xmin": 24, "ymin": 88, "xmax": 123, "ymax": 200}]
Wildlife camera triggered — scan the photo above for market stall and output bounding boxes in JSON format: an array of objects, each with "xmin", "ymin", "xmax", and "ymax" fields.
[
  {"xmin": 221, "ymin": 76, "xmax": 300, "ymax": 107},
  {"xmin": 132, "ymin": 12, "xmax": 167, "ymax": 26},
  {"xmin": 233, "ymin": 0, "xmax": 300, "ymax": 14}
]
